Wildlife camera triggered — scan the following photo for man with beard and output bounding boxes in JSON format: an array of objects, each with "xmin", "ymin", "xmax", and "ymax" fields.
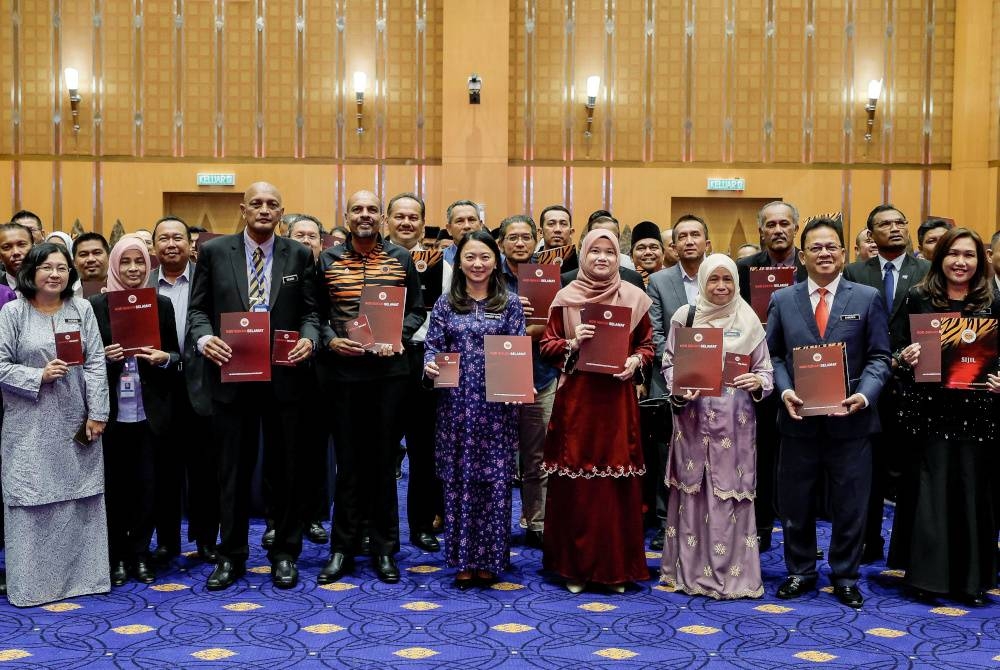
[
  {"xmin": 843, "ymin": 204, "xmax": 930, "ymax": 563},
  {"xmin": 629, "ymin": 221, "xmax": 665, "ymax": 286}
]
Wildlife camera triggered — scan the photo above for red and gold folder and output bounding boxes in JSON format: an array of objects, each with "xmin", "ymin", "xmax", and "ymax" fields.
[
  {"xmin": 484, "ymin": 335, "xmax": 534, "ymax": 403},
  {"xmin": 54, "ymin": 330, "xmax": 84, "ymax": 365},
  {"xmin": 516, "ymin": 263, "xmax": 561, "ymax": 326},
  {"xmin": 359, "ymin": 286, "xmax": 406, "ymax": 353},
  {"xmin": 272, "ymin": 329, "xmax": 299, "ymax": 366},
  {"xmin": 792, "ymin": 343, "xmax": 848, "ymax": 416},
  {"xmin": 909, "ymin": 312, "xmax": 959, "ymax": 383},
  {"xmin": 108, "ymin": 287, "xmax": 161, "ymax": 355},
  {"xmin": 671, "ymin": 327, "xmax": 724, "ymax": 397},
  {"xmin": 345, "ymin": 314, "xmax": 375, "ymax": 349},
  {"xmin": 577, "ymin": 303, "xmax": 632, "ymax": 375},
  {"xmin": 940, "ymin": 316, "xmax": 999, "ymax": 390},
  {"xmin": 220, "ymin": 311, "xmax": 271, "ymax": 383},
  {"xmin": 749, "ymin": 266, "xmax": 794, "ymax": 323},
  {"xmin": 434, "ymin": 353, "xmax": 461, "ymax": 388},
  {"xmin": 723, "ymin": 352, "xmax": 752, "ymax": 386}
]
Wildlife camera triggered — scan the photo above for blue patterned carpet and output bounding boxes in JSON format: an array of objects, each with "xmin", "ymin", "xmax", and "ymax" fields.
[{"xmin": 0, "ymin": 470, "xmax": 998, "ymax": 669}]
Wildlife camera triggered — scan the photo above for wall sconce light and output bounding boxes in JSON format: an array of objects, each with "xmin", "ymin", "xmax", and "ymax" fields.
[
  {"xmin": 353, "ymin": 71, "xmax": 367, "ymax": 135},
  {"xmin": 864, "ymin": 78, "xmax": 882, "ymax": 143},
  {"xmin": 583, "ymin": 75, "xmax": 600, "ymax": 138},
  {"xmin": 468, "ymin": 74, "xmax": 482, "ymax": 104},
  {"xmin": 64, "ymin": 67, "xmax": 81, "ymax": 135}
]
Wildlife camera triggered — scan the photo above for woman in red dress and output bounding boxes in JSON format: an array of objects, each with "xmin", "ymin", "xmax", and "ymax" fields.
[{"xmin": 540, "ymin": 228, "xmax": 654, "ymax": 593}]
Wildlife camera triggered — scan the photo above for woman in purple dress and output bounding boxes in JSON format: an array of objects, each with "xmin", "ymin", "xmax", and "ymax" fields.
[
  {"xmin": 424, "ymin": 230, "xmax": 526, "ymax": 588},
  {"xmin": 660, "ymin": 254, "xmax": 773, "ymax": 599}
]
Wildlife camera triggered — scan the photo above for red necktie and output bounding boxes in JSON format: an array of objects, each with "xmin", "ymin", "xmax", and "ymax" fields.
[{"xmin": 815, "ymin": 287, "xmax": 829, "ymax": 338}]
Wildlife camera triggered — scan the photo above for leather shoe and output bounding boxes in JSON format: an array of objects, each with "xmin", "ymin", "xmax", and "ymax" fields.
[
  {"xmin": 833, "ymin": 584, "xmax": 864, "ymax": 608},
  {"xmin": 412, "ymin": 531, "xmax": 440, "ymax": 552},
  {"xmin": 150, "ymin": 545, "xmax": 179, "ymax": 564},
  {"xmin": 524, "ymin": 529, "xmax": 543, "ymax": 549},
  {"xmin": 197, "ymin": 543, "xmax": 219, "ymax": 563},
  {"xmin": 317, "ymin": 553, "xmax": 354, "ymax": 584},
  {"xmin": 261, "ymin": 521, "xmax": 275, "ymax": 549},
  {"xmin": 776, "ymin": 575, "xmax": 817, "ymax": 599},
  {"xmin": 650, "ymin": 527, "xmax": 665, "ymax": 551},
  {"xmin": 375, "ymin": 555, "xmax": 400, "ymax": 584},
  {"xmin": 306, "ymin": 521, "xmax": 329, "ymax": 545},
  {"xmin": 272, "ymin": 560, "xmax": 299, "ymax": 589},
  {"xmin": 110, "ymin": 560, "xmax": 128, "ymax": 587},
  {"xmin": 132, "ymin": 560, "xmax": 156, "ymax": 585},
  {"xmin": 962, "ymin": 591, "xmax": 988, "ymax": 607},
  {"xmin": 206, "ymin": 559, "xmax": 245, "ymax": 591}
]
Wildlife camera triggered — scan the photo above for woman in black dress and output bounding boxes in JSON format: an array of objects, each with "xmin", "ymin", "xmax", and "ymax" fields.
[{"xmin": 889, "ymin": 227, "xmax": 999, "ymax": 605}]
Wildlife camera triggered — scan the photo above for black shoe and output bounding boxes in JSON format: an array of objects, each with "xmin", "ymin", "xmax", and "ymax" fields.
[
  {"xmin": 411, "ymin": 531, "xmax": 440, "ymax": 552},
  {"xmin": 305, "ymin": 521, "xmax": 329, "ymax": 545},
  {"xmin": 150, "ymin": 545, "xmax": 179, "ymax": 564},
  {"xmin": 110, "ymin": 560, "xmax": 128, "ymax": 587},
  {"xmin": 833, "ymin": 584, "xmax": 864, "ymax": 608},
  {"xmin": 816, "ymin": 549, "xmax": 824, "ymax": 560},
  {"xmin": 261, "ymin": 521, "xmax": 275, "ymax": 549},
  {"xmin": 861, "ymin": 538, "xmax": 884, "ymax": 564},
  {"xmin": 960, "ymin": 591, "xmax": 988, "ymax": 607},
  {"xmin": 317, "ymin": 553, "xmax": 354, "ymax": 584},
  {"xmin": 650, "ymin": 527, "xmax": 665, "ymax": 551},
  {"xmin": 360, "ymin": 536, "xmax": 372, "ymax": 556},
  {"xmin": 757, "ymin": 529, "xmax": 772, "ymax": 553},
  {"xmin": 272, "ymin": 560, "xmax": 299, "ymax": 589},
  {"xmin": 206, "ymin": 559, "xmax": 245, "ymax": 591},
  {"xmin": 776, "ymin": 575, "xmax": 817, "ymax": 599},
  {"xmin": 197, "ymin": 543, "xmax": 219, "ymax": 563},
  {"xmin": 132, "ymin": 560, "xmax": 156, "ymax": 585},
  {"xmin": 524, "ymin": 529, "xmax": 543, "ymax": 549},
  {"xmin": 0, "ymin": 571, "xmax": 6, "ymax": 597},
  {"xmin": 453, "ymin": 575, "xmax": 475, "ymax": 590},
  {"xmin": 375, "ymin": 555, "xmax": 400, "ymax": 584}
]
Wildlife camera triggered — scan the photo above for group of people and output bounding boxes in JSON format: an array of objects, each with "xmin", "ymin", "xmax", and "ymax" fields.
[{"xmin": 0, "ymin": 192, "xmax": 994, "ymax": 610}]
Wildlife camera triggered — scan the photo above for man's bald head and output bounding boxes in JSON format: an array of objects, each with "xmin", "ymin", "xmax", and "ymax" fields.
[
  {"xmin": 345, "ymin": 190, "xmax": 383, "ymax": 240},
  {"xmin": 240, "ymin": 182, "xmax": 284, "ymax": 242}
]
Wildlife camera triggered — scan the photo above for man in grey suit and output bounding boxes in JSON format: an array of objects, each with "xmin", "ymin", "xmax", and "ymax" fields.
[
  {"xmin": 842, "ymin": 204, "xmax": 930, "ymax": 563},
  {"xmin": 645, "ymin": 214, "xmax": 708, "ymax": 549}
]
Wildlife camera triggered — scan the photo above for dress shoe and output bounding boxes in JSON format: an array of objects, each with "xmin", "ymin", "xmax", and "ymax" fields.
[
  {"xmin": 650, "ymin": 527, "xmax": 665, "ymax": 551},
  {"xmin": 197, "ymin": 543, "xmax": 219, "ymax": 563},
  {"xmin": 261, "ymin": 521, "xmax": 275, "ymax": 550},
  {"xmin": 317, "ymin": 553, "xmax": 354, "ymax": 584},
  {"xmin": 0, "ymin": 571, "xmax": 6, "ymax": 597},
  {"xmin": 757, "ymin": 530, "xmax": 772, "ymax": 553},
  {"xmin": 776, "ymin": 575, "xmax": 817, "ymax": 599},
  {"xmin": 961, "ymin": 591, "xmax": 988, "ymax": 607},
  {"xmin": 150, "ymin": 545, "xmax": 179, "ymax": 564},
  {"xmin": 305, "ymin": 521, "xmax": 329, "ymax": 545},
  {"xmin": 453, "ymin": 573, "xmax": 475, "ymax": 590},
  {"xmin": 272, "ymin": 560, "xmax": 299, "ymax": 589},
  {"xmin": 206, "ymin": 560, "xmax": 245, "ymax": 591},
  {"xmin": 476, "ymin": 570, "xmax": 497, "ymax": 585},
  {"xmin": 375, "ymin": 555, "xmax": 400, "ymax": 584},
  {"xmin": 411, "ymin": 531, "xmax": 440, "ymax": 552},
  {"xmin": 132, "ymin": 560, "xmax": 156, "ymax": 585},
  {"xmin": 524, "ymin": 529, "xmax": 543, "ymax": 549},
  {"xmin": 110, "ymin": 560, "xmax": 129, "ymax": 587},
  {"xmin": 833, "ymin": 584, "xmax": 864, "ymax": 609}
]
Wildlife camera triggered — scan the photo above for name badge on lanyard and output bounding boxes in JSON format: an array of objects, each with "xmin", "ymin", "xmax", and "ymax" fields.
[{"xmin": 252, "ymin": 303, "xmax": 269, "ymax": 313}]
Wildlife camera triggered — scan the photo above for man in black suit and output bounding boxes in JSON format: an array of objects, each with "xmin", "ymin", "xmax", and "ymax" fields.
[
  {"xmin": 735, "ymin": 201, "xmax": 808, "ymax": 552},
  {"xmin": 188, "ymin": 182, "xmax": 320, "ymax": 591},
  {"xmin": 842, "ymin": 204, "xmax": 930, "ymax": 563}
]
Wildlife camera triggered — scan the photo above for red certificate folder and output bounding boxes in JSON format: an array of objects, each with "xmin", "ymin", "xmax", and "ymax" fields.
[
  {"xmin": 434, "ymin": 353, "xmax": 461, "ymax": 388},
  {"xmin": 517, "ymin": 263, "xmax": 561, "ymax": 326},
  {"xmin": 909, "ymin": 312, "xmax": 959, "ymax": 383},
  {"xmin": 577, "ymin": 304, "xmax": 632, "ymax": 375},
  {"xmin": 671, "ymin": 327, "xmax": 724, "ymax": 397},
  {"xmin": 108, "ymin": 287, "xmax": 161, "ymax": 355},
  {"xmin": 723, "ymin": 352, "xmax": 752, "ymax": 386},
  {"xmin": 534, "ymin": 243, "xmax": 577, "ymax": 267},
  {"xmin": 749, "ymin": 267, "xmax": 794, "ymax": 322},
  {"xmin": 272, "ymin": 330, "xmax": 299, "ymax": 366},
  {"xmin": 220, "ymin": 312, "xmax": 271, "ymax": 383},
  {"xmin": 54, "ymin": 331, "xmax": 84, "ymax": 365},
  {"xmin": 940, "ymin": 316, "xmax": 999, "ymax": 390},
  {"xmin": 485, "ymin": 335, "xmax": 534, "ymax": 403},
  {"xmin": 345, "ymin": 315, "xmax": 375, "ymax": 349},
  {"xmin": 792, "ymin": 343, "xmax": 848, "ymax": 416},
  {"xmin": 359, "ymin": 286, "xmax": 405, "ymax": 353}
]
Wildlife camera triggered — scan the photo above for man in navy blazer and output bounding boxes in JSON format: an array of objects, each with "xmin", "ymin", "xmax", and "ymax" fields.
[{"xmin": 765, "ymin": 217, "xmax": 891, "ymax": 609}]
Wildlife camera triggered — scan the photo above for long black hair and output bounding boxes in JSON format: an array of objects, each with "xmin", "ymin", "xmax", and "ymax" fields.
[
  {"xmin": 916, "ymin": 227, "xmax": 992, "ymax": 313},
  {"xmin": 447, "ymin": 229, "xmax": 509, "ymax": 314},
  {"xmin": 18, "ymin": 243, "xmax": 78, "ymax": 300}
]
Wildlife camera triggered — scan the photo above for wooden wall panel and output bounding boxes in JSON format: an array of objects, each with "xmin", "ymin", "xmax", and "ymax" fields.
[
  {"xmin": 731, "ymin": 1, "xmax": 765, "ymax": 163},
  {"xmin": 892, "ymin": 1, "xmax": 926, "ymax": 164},
  {"xmin": 573, "ymin": 0, "xmax": 605, "ymax": 161},
  {"xmin": 0, "ymin": 162, "xmax": 12, "ymax": 214},
  {"xmin": 101, "ymin": 2, "xmax": 136, "ymax": 157},
  {"xmin": 180, "ymin": 0, "xmax": 217, "ymax": 157},
  {"xmin": 423, "ymin": 0, "xmax": 443, "ymax": 160},
  {"xmin": 528, "ymin": 0, "xmax": 565, "ymax": 161},
  {"xmin": 810, "ymin": 1, "xmax": 844, "ymax": 163},
  {"xmin": 141, "ymin": 1, "xmax": 178, "ymax": 157},
  {"xmin": 651, "ymin": 0, "xmax": 685, "ymax": 162},
  {"xmin": 60, "ymin": 0, "xmax": 93, "ymax": 156},
  {"xmin": 302, "ymin": 0, "xmax": 337, "ymax": 159},
  {"xmin": 221, "ymin": 1, "xmax": 254, "ymax": 157},
  {"xmin": 0, "ymin": 0, "xmax": 15, "ymax": 156},
  {"xmin": 853, "ymin": 2, "xmax": 885, "ymax": 162},
  {"xmin": 342, "ymin": 1, "xmax": 376, "ymax": 160},
  {"xmin": 610, "ymin": 3, "xmax": 645, "ymax": 162},
  {"xmin": 384, "ymin": 0, "xmax": 417, "ymax": 160},
  {"xmin": 993, "ymin": 0, "xmax": 1000, "ymax": 161},
  {"xmin": 262, "ymin": 2, "xmax": 298, "ymax": 158},
  {"xmin": 930, "ymin": 0, "xmax": 955, "ymax": 164},
  {"xmin": 691, "ymin": 0, "xmax": 726, "ymax": 162}
]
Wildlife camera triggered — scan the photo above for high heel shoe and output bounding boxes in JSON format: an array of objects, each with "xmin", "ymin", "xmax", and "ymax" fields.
[{"xmin": 566, "ymin": 580, "xmax": 585, "ymax": 594}]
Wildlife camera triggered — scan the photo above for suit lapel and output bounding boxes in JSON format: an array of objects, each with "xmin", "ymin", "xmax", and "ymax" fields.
[
  {"xmin": 269, "ymin": 238, "xmax": 288, "ymax": 307},
  {"xmin": 229, "ymin": 236, "xmax": 251, "ymax": 310},
  {"xmin": 827, "ymin": 280, "xmax": 853, "ymax": 337},
  {"xmin": 794, "ymin": 283, "xmax": 822, "ymax": 340},
  {"xmin": 670, "ymin": 267, "xmax": 689, "ymax": 306},
  {"xmin": 890, "ymin": 256, "xmax": 917, "ymax": 318}
]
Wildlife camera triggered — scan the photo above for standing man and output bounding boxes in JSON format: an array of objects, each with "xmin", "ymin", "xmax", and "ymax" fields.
[
  {"xmin": 10, "ymin": 210, "xmax": 44, "ymax": 244},
  {"xmin": 537, "ymin": 205, "xmax": 577, "ymax": 272},
  {"xmin": 187, "ymin": 182, "xmax": 319, "ymax": 591},
  {"xmin": 385, "ymin": 192, "xmax": 443, "ymax": 552},
  {"xmin": 766, "ymin": 217, "xmax": 891, "ymax": 608},
  {"xmin": 147, "ymin": 216, "xmax": 220, "ymax": 565},
  {"xmin": 0, "ymin": 222, "xmax": 33, "ymax": 287},
  {"xmin": 315, "ymin": 190, "xmax": 425, "ymax": 584},
  {"xmin": 854, "ymin": 229, "xmax": 878, "ymax": 262},
  {"xmin": 441, "ymin": 200, "xmax": 483, "ymax": 292},
  {"xmin": 916, "ymin": 217, "xmax": 953, "ymax": 261},
  {"xmin": 73, "ymin": 232, "xmax": 111, "ymax": 283},
  {"xmin": 630, "ymin": 221, "xmax": 666, "ymax": 286},
  {"xmin": 645, "ymin": 214, "xmax": 709, "ymax": 549},
  {"xmin": 735, "ymin": 201, "xmax": 808, "ymax": 552},
  {"xmin": 843, "ymin": 204, "xmax": 930, "ymax": 563}
]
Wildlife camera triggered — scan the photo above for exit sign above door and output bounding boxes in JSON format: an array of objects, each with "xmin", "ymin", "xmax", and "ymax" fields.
[
  {"xmin": 707, "ymin": 178, "xmax": 745, "ymax": 191},
  {"xmin": 197, "ymin": 173, "xmax": 236, "ymax": 187}
]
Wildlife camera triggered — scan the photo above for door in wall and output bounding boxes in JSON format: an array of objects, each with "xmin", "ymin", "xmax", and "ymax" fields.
[
  {"xmin": 162, "ymin": 192, "xmax": 245, "ymax": 234},
  {"xmin": 670, "ymin": 197, "xmax": 780, "ymax": 257}
]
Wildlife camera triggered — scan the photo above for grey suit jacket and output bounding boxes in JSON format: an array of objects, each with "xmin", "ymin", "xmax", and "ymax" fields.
[
  {"xmin": 842, "ymin": 254, "xmax": 930, "ymax": 352},
  {"xmin": 646, "ymin": 264, "xmax": 693, "ymax": 398}
]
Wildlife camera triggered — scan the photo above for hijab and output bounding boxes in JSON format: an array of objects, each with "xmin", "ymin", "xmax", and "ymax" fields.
[
  {"xmin": 550, "ymin": 229, "xmax": 652, "ymax": 334},
  {"xmin": 105, "ymin": 234, "xmax": 151, "ymax": 292},
  {"xmin": 45, "ymin": 231, "xmax": 73, "ymax": 254},
  {"xmin": 670, "ymin": 253, "xmax": 764, "ymax": 356}
]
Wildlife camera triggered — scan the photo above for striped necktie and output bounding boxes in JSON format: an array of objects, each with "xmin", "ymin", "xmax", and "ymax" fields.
[{"xmin": 249, "ymin": 247, "xmax": 265, "ymax": 306}]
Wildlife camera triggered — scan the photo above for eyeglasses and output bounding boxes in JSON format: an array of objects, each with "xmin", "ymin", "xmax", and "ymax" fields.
[
  {"xmin": 805, "ymin": 244, "xmax": 842, "ymax": 255},
  {"xmin": 503, "ymin": 234, "xmax": 535, "ymax": 243},
  {"xmin": 37, "ymin": 264, "xmax": 70, "ymax": 274},
  {"xmin": 873, "ymin": 219, "xmax": 907, "ymax": 231}
]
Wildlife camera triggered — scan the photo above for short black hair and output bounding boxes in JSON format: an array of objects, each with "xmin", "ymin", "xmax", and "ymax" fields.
[
  {"xmin": 387, "ymin": 192, "xmax": 426, "ymax": 220},
  {"xmin": 188, "ymin": 226, "xmax": 208, "ymax": 234},
  {"xmin": 865, "ymin": 203, "xmax": 904, "ymax": 232},
  {"xmin": 917, "ymin": 217, "xmax": 954, "ymax": 245},
  {"xmin": 990, "ymin": 230, "xmax": 1000, "ymax": 249},
  {"xmin": 152, "ymin": 216, "xmax": 191, "ymax": 240},
  {"xmin": 285, "ymin": 214, "xmax": 326, "ymax": 236},
  {"xmin": 671, "ymin": 214, "xmax": 709, "ymax": 243},
  {"xmin": 18, "ymin": 243, "xmax": 77, "ymax": 300},
  {"xmin": 800, "ymin": 217, "xmax": 844, "ymax": 248},
  {"xmin": 73, "ymin": 231, "xmax": 110, "ymax": 257},
  {"xmin": 11, "ymin": 209, "xmax": 42, "ymax": 229},
  {"xmin": 330, "ymin": 225, "xmax": 349, "ymax": 238},
  {"xmin": 539, "ymin": 204, "xmax": 572, "ymax": 226},
  {"xmin": 498, "ymin": 214, "xmax": 537, "ymax": 241},
  {"xmin": 0, "ymin": 221, "xmax": 35, "ymax": 243}
]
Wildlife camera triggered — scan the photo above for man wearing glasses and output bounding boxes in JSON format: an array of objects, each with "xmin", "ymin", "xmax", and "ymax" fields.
[
  {"xmin": 843, "ymin": 205, "xmax": 930, "ymax": 565},
  {"xmin": 765, "ymin": 217, "xmax": 891, "ymax": 609},
  {"xmin": 11, "ymin": 210, "xmax": 44, "ymax": 245}
]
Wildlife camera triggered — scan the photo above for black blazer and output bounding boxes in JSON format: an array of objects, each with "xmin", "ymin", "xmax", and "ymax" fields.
[
  {"xmin": 90, "ymin": 293, "xmax": 180, "ymax": 436},
  {"xmin": 736, "ymin": 249, "xmax": 808, "ymax": 304},
  {"xmin": 842, "ymin": 254, "xmax": 930, "ymax": 353},
  {"xmin": 187, "ymin": 233, "xmax": 320, "ymax": 405},
  {"xmin": 560, "ymin": 266, "xmax": 646, "ymax": 290}
]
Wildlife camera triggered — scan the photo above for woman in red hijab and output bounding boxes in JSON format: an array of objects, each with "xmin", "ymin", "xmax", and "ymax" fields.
[{"xmin": 539, "ymin": 228, "xmax": 654, "ymax": 593}]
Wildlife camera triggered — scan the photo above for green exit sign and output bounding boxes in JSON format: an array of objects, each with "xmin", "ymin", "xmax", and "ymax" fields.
[
  {"xmin": 707, "ymin": 177, "xmax": 745, "ymax": 191},
  {"xmin": 197, "ymin": 173, "xmax": 236, "ymax": 187}
]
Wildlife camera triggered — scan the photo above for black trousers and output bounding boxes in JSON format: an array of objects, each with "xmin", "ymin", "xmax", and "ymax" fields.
[
  {"xmin": 778, "ymin": 433, "xmax": 871, "ymax": 586},
  {"xmin": 104, "ymin": 420, "xmax": 157, "ymax": 562},
  {"xmin": 753, "ymin": 394, "xmax": 780, "ymax": 537},
  {"xmin": 640, "ymin": 403, "xmax": 670, "ymax": 523},
  {"xmin": 213, "ymin": 386, "xmax": 304, "ymax": 565},
  {"xmin": 400, "ymin": 344, "xmax": 442, "ymax": 535},
  {"xmin": 865, "ymin": 383, "xmax": 902, "ymax": 551},
  {"xmin": 330, "ymin": 376, "xmax": 408, "ymax": 556}
]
